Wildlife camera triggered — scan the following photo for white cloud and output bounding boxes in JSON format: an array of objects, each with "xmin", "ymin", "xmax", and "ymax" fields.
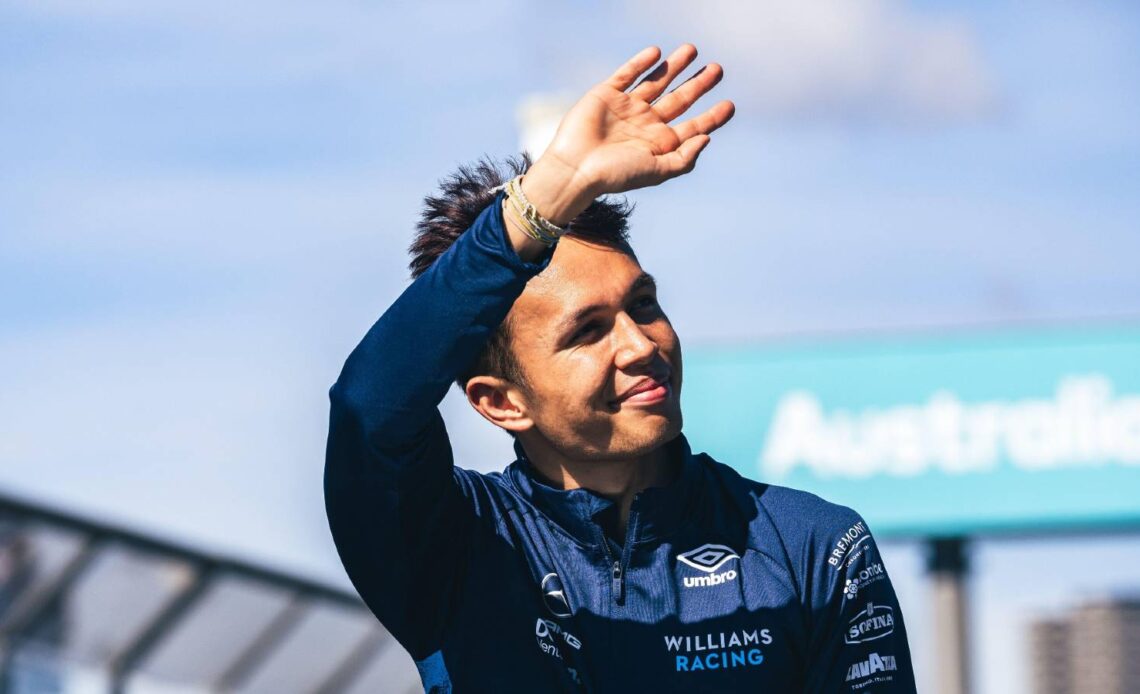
[{"xmin": 632, "ymin": 0, "xmax": 999, "ymax": 125}]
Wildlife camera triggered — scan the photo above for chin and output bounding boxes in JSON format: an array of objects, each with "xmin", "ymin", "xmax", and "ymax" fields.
[
  {"xmin": 542, "ymin": 401, "xmax": 683, "ymax": 460},
  {"xmin": 617, "ymin": 409, "xmax": 683, "ymax": 455}
]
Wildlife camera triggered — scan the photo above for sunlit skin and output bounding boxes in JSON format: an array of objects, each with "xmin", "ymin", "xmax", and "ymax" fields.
[
  {"xmin": 465, "ymin": 237, "xmax": 684, "ymax": 533},
  {"xmin": 464, "ymin": 43, "xmax": 733, "ymax": 534}
]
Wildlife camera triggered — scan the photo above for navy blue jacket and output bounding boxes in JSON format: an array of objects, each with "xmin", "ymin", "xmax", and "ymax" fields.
[{"xmin": 324, "ymin": 191, "xmax": 917, "ymax": 693}]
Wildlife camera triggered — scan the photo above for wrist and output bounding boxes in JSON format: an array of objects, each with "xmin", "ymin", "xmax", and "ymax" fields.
[
  {"xmin": 519, "ymin": 155, "xmax": 598, "ymax": 227},
  {"xmin": 500, "ymin": 197, "xmax": 553, "ymax": 264}
]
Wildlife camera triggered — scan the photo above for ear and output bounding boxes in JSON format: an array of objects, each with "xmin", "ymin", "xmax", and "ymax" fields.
[{"xmin": 465, "ymin": 375, "xmax": 534, "ymax": 434}]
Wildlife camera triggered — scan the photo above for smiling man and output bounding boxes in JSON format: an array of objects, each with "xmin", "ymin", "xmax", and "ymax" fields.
[{"xmin": 324, "ymin": 44, "xmax": 916, "ymax": 692}]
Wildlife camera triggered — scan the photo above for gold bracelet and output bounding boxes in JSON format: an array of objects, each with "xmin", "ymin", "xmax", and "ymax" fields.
[
  {"xmin": 503, "ymin": 176, "xmax": 561, "ymax": 246},
  {"xmin": 503, "ymin": 185, "xmax": 558, "ymax": 246},
  {"xmin": 505, "ymin": 175, "xmax": 567, "ymax": 242}
]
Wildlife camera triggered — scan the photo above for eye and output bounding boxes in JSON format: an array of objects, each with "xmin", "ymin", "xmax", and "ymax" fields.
[
  {"xmin": 571, "ymin": 321, "xmax": 602, "ymax": 342},
  {"xmin": 631, "ymin": 294, "xmax": 660, "ymax": 315}
]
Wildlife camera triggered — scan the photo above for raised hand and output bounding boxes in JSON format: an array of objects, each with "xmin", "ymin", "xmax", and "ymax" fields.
[
  {"xmin": 546, "ymin": 44, "xmax": 735, "ymax": 195},
  {"xmin": 517, "ymin": 44, "xmax": 735, "ymax": 230}
]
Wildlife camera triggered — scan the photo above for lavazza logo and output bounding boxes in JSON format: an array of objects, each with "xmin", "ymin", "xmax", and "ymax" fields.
[
  {"xmin": 845, "ymin": 652, "xmax": 898, "ymax": 689},
  {"xmin": 677, "ymin": 543, "xmax": 740, "ymax": 589}
]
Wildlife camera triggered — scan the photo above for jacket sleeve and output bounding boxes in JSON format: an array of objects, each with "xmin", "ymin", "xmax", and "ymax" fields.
[
  {"xmin": 804, "ymin": 510, "xmax": 918, "ymax": 693},
  {"xmin": 323, "ymin": 191, "xmax": 553, "ymax": 659}
]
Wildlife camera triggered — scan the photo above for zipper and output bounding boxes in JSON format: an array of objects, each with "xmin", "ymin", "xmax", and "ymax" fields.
[
  {"xmin": 598, "ymin": 535, "xmax": 620, "ymax": 603},
  {"xmin": 599, "ymin": 494, "xmax": 642, "ymax": 606}
]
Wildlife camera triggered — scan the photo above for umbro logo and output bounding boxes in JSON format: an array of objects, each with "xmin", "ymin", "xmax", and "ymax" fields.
[{"xmin": 677, "ymin": 544, "xmax": 740, "ymax": 573}]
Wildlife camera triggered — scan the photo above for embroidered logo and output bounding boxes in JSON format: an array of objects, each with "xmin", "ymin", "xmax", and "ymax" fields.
[
  {"xmin": 541, "ymin": 572, "xmax": 572, "ymax": 617},
  {"xmin": 677, "ymin": 543, "xmax": 740, "ymax": 572},
  {"xmin": 846, "ymin": 602, "xmax": 895, "ymax": 644}
]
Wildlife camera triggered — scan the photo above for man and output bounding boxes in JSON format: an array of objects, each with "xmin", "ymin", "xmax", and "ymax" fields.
[{"xmin": 325, "ymin": 44, "xmax": 916, "ymax": 692}]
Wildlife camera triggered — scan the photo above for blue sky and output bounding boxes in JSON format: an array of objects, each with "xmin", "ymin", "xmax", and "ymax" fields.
[{"xmin": 2, "ymin": 1, "xmax": 1139, "ymax": 691}]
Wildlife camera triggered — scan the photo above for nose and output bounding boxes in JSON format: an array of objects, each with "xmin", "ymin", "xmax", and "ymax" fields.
[{"xmin": 613, "ymin": 311, "xmax": 659, "ymax": 370}]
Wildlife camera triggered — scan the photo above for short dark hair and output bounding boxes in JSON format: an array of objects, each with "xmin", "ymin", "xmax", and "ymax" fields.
[{"xmin": 410, "ymin": 152, "xmax": 634, "ymax": 393}]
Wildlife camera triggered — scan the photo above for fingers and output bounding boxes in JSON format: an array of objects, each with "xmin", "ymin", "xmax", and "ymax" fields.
[
  {"xmin": 656, "ymin": 134, "xmax": 711, "ymax": 179},
  {"xmin": 653, "ymin": 62, "xmax": 725, "ymax": 123},
  {"xmin": 672, "ymin": 99, "xmax": 736, "ymax": 142},
  {"xmin": 603, "ymin": 46, "xmax": 662, "ymax": 91},
  {"xmin": 628, "ymin": 43, "xmax": 698, "ymax": 103}
]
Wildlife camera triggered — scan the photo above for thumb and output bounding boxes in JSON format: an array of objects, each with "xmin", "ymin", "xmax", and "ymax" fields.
[{"xmin": 657, "ymin": 134, "xmax": 711, "ymax": 180}]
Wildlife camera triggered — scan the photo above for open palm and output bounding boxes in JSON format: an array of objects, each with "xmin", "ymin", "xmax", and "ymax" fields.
[{"xmin": 543, "ymin": 45, "xmax": 736, "ymax": 196}]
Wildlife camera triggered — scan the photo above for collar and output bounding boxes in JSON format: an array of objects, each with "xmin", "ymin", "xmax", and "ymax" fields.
[{"xmin": 504, "ymin": 432, "xmax": 705, "ymax": 547}]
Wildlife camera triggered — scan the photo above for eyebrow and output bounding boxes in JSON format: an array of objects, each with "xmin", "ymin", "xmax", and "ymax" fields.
[{"xmin": 554, "ymin": 272, "xmax": 658, "ymax": 340}]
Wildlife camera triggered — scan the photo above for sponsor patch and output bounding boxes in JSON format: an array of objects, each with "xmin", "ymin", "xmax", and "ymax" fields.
[
  {"xmin": 844, "ymin": 562, "xmax": 886, "ymax": 600},
  {"xmin": 541, "ymin": 572, "xmax": 572, "ymax": 618},
  {"xmin": 677, "ymin": 544, "xmax": 740, "ymax": 572},
  {"xmin": 845, "ymin": 651, "xmax": 897, "ymax": 689},
  {"xmin": 662, "ymin": 628, "xmax": 773, "ymax": 673},
  {"xmin": 828, "ymin": 521, "xmax": 869, "ymax": 569},
  {"xmin": 846, "ymin": 602, "xmax": 895, "ymax": 644},
  {"xmin": 677, "ymin": 543, "xmax": 740, "ymax": 589},
  {"xmin": 535, "ymin": 617, "xmax": 582, "ymax": 661}
]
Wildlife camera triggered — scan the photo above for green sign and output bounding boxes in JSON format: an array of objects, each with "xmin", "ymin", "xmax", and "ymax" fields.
[{"xmin": 681, "ymin": 326, "xmax": 1140, "ymax": 537}]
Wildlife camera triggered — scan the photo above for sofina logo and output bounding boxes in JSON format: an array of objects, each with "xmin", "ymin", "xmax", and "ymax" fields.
[
  {"xmin": 677, "ymin": 544, "xmax": 740, "ymax": 589},
  {"xmin": 541, "ymin": 572, "xmax": 572, "ymax": 618},
  {"xmin": 846, "ymin": 602, "xmax": 895, "ymax": 644}
]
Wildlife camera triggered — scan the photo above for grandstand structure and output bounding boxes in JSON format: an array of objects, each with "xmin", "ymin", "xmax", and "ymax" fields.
[{"xmin": 0, "ymin": 494, "xmax": 419, "ymax": 694}]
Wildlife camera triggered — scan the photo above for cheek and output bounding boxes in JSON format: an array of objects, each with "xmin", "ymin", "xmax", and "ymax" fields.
[
  {"xmin": 548, "ymin": 352, "xmax": 614, "ymax": 407},
  {"xmin": 655, "ymin": 322, "xmax": 681, "ymax": 356}
]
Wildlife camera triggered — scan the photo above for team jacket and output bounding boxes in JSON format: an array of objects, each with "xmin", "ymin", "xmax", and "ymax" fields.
[{"xmin": 324, "ymin": 191, "xmax": 917, "ymax": 693}]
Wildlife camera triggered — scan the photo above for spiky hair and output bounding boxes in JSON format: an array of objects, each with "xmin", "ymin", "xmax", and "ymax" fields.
[{"xmin": 409, "ymin": 152, "xmax": 635, "ymax": 392}]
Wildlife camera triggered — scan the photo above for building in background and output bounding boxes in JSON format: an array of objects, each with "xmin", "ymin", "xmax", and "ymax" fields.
[
  {"xmin": 1029, "ymin": 599, "xmax": 1140, "ymax": 694},
  {"xmin": 1028, "ymin": 617, "xmax": 1070, "ymax": 694}
]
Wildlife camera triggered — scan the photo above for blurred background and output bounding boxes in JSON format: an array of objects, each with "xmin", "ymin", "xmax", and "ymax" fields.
[{"xmin": 2, "ymin": 0, "xmax": 1139, "ymax": 692}]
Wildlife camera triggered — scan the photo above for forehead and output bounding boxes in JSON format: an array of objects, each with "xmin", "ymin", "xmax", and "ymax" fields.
[{"xmin": 511, "ymin": 237, "xmax": 645, "ymax": 329}]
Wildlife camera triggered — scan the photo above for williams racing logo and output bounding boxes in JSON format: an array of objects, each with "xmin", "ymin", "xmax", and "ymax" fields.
[
  {"xmin": 663, "ymin": 628, "xmax": 773, "ymax": 673},
  {"xmin": 676, "ymin": 543, "xmax": 740, "ymax": 589}
]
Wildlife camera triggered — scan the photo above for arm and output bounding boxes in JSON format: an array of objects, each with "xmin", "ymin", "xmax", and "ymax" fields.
[
  {"xmin": 804, "ymin": 511, "xmax": 918, "ymax": 693},
  {"xmin": 324, "ymin": 42, "xmax": 734, "ymax": 656},
  {"xmin": 324, "ymin": 194, "xmax": 551, "ymax": 658}
]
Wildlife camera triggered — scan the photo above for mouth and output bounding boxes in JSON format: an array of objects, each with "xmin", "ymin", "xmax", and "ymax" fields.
[{"xmin": 611, "ymin": 372, "xmax": 673, "ymax": 408}]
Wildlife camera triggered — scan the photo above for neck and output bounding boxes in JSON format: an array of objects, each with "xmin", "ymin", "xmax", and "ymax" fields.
[{"xmin": 518, "ymin": 432, "xmax": 680, "ymax": 538}]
